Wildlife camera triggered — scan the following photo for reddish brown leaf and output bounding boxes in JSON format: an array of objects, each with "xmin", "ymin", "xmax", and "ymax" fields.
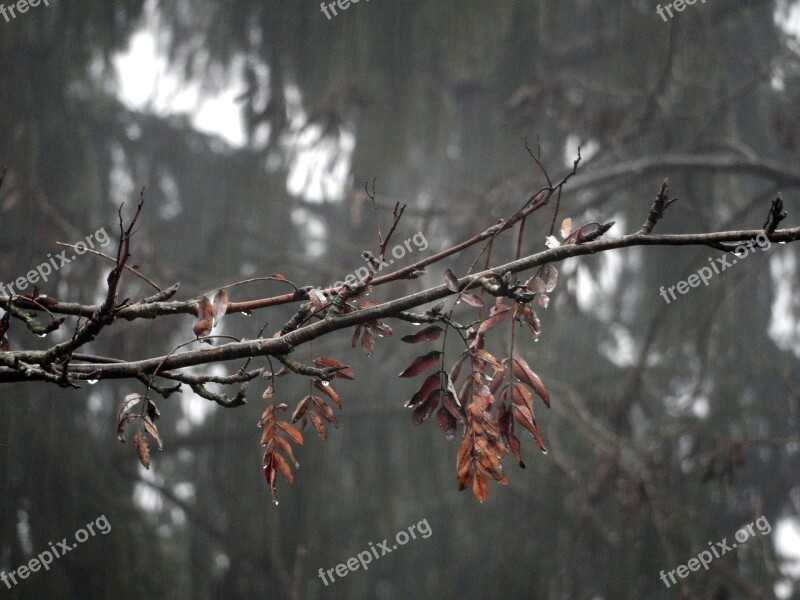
[
  {"xmin": 450, "ymin": 351, "xmax": 469, "ymax": 383},
  {"xmin": 511, "ymin": 404, "xmax": 547, "ymax": 452},
  {"xmin": 212, "ymin": 289, "xmax": 229, "ymax": 327},
  {"xmin": 460, "ymin": 293, "xmax": 484, "ymax": 308},
  {"xmin": 313, "ymin": 381, "xmax": 342, "ymax": 409},
  {"xmin": 368, "ymin": 320, "xmax": 393, "ymax": 337},
  {"xmin": 436, "ymin": 406, "xmax": 457, "ymax": 440},
  {"xmin": 401, "ymin": 325, "xmax": 444, "ymax": 344},
  {"xmin": 477, "ymin": 305, "xmax": 510, "ymax": 335},
  {"xmin": 311, "ymin": 396, "xmax": 339, "ymax": 427},
  {"xmin": 444, "ymin": 268, "xmax": 461, "ymax": 292},
  {"xmin": 272, "ymin": 452, "xmax": 295, "ymax": 486},
  {"xmin": 274, "ymin": 435, "xmax": 300, "ymax": 468},
  {"xmin": 307, "ymin": 411, "xmax": 327, "ymax": 440},
  {"xmin": 406, "ymin": 373, "xmax": 441, "ymax": 407},
  {"xmin": 133, "ymin": 431, "xmax": 150, "ymax": 469},
  {"xmin": 510, "ymin": 356, "xmax": 550, "ymax": 407},
  {"xmin": 443, "ymin": 390, "xmax": 466, "ymax": 425},
  {"xmin": 412, "ymin": 394, "xmax": 439, "ymax": 425},
  {"xmin": 472, "ymin": 471, "xmax": 489, "ymax": 503},
  {"xmin": 472, "ymin": 349, "xmax": 503, "ymax": 371},
  {"xmin": 361, "ymin": 328, "xmax": 376, "ymax": 356},
  {"xmin": 399, "ymin": 350, "xmax": 442, "ymax": 378},
  {"xmin": 277, "ymin": 420, "xmax": 305, "ymax": 445},
  {"xmin": 193, "ymin": 295, "xmax": 215, "ymax": 341},
  {"xmin": 313, "ymin": 357, "xmax": 355, "ymax": 379}
]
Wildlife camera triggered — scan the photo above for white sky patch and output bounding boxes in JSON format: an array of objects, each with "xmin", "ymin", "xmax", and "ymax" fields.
[
  {"xmin": 768, "ymin": 252, "xmax": 800, "ymax": 357},
  {"xmin": 776, "ymin": 517, "xmax": 800, "ymax": 579},
  {"xmin": 113, "ymin": 22, "xmax": 246, "ymax": 146},
  {"xmin": 564, "ymin": 134, "xmax": 599, "ymax": 167}
]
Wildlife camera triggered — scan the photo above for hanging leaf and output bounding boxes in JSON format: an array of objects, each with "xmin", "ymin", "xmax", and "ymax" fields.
[
  {"xmin": 142, "ymin": 416, "xmax": 164, "ymax": 450},
  {"xmin": 272, "ymin": 452, "xmax": 295, "ymax": 486},
  {"xmin": 401, "ymin": 325, "xmax": 444, "ymax": 344},
  {"xmin": 361, "ymin": 328, "xmax": 376, "ymax": 356},
  {"xmin": 399, "ymin": 351, "xmax": 442, "ymax": 377},
  {"xmin": 277, "ymin": 420, "xmax": 305, "ymax": 445},
  {"xmin": 477, "ymin": 305, "xmax": 510, "ymax": 334},
  {"xmin": 291, "ymin": 397, "xmax": 310, "ymax": 422},
  {"xmin": 314, "ymin": 380, "xmax": 342, "ymax": 408},
  {"xmin": 472, "ymin": 471, "xmax": 490, "ymax": 503},
  {"xmin": 307, "ymin": 411, "xmax": 327, "ymax": 440},
  {"xmin": 539, "ymin": 264, "xmax": 558, "ymax": 292},
  {"xmin": 274, "ymin": 435, "xmax": 300, "ymax": 468},
  {"xmin": 510, "ymin": 356, "xmax": 551, "ymax": 407},
  {"xmin": 444, "ymin": 268, "xmax": 461, "ymax": 293},
  {"xmin": 133, "ymin": 431, "xmax": 150, "ymax": 470},
  {"xmin": 192, "ymin": 295, "xmax": 215, "ymax": 342},
  {"xmin": 406, "ymin": 372, "xmax": 441, "ymax": 407},
  {"xmin": 436, "ymin": 406, "xmax": 457, "ymax": 440},
  {"xmin": 311, "ymin": 396, "xmax": 339, "ymax": 427},
  {"xmin": 412, "ymin": 393, "xmax": 440, "ymax": 425},
  {"xmin": 212, "ymin": 289, "xmax": 229, "ymax": 327},
  {"xmin": 351, "ymin": 324, "xmax": 363, "ymax": 348}
]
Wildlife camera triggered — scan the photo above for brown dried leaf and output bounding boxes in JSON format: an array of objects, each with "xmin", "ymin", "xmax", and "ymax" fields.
[
  {"xmin": 472, "ymin": 471, "xmax": 489, "ymax": 503},
  {"xmin": 142, "ymin": 416, "xmax": 164, "ymax": 450},
  {"xmin": 133, "ymin": 431, "xmax": 150, "ymax": 469},
  {"xmin": 272, "ymin": 452, "xmax": 295, "ymax": 486},
  {"xmin": 510, "ymin": 356, "xmax": 550, "ymax": 407},
  {"xmin": 277, "ymin": 420, "xmax": 305, "ymax": 445},
  {"xmin": 444, "ymin": 268, "xmax": 461, "ymax": 293},
  {"xmin": 313, "ymin": 357, "xmax": 355, "ymax": 379},
  {"xmin": 472, "ymin": 349, "xmax": 503, "ymax": 371},
  {"xmin": 262, "ymin": 386, "xmax": 274, "ymax": 401},
  {"xmin": 307, "ymin": 411, "xmax": 327, "ymax": 440},
  {"xmin": 368, "ymin": 320, "xmax": 393, "ymax": 337},
  {"xmin": 212, "ymin": 289, "xmax": 229, "ymax": 327},
  {"xmin": 406, "ymin": 373, "xmax": 441, "ymax": 408},
  {"xmin": 311, "ymin": 396, "xmax": 338, "ymax": 427},
  {"xmin": 436, "ymin": 406, "xmax": 457, "ymax": 440},
  {"xmin": 275, "ymin": 435, "xmax": 300, "ymax": 468},
  {"xmin": 539, "ymin": 264, "xmax": 558, "ymax": 292},
  {"xmin": 193, "ymin": 295, "xmax": 215, "ymax": 341},
  {"xmin": 117, "ymin": 414, "xmax": 137, "ymax": 443},
  {"xmin": 477, "ymin": 305, "xmax": 510, "ymax": 335},
  {"xmin": 314, "ymin": 381, "xmax": 342, "ymax": 409},
  {"xmin": 399, "ymin": 350, "xmax": 442, "ymax": 378},
  {"xmin": 361, "ymin": 328, "xmax": 376, "ymax": 356},
  {"xmin": 412, "ymin": 394, "xmax": 439, "ymax": 425},
  {"xmin": 511, "ymin": 404, "xmax": 547, "ymax": 452},
  {"xmin": 460, "ymin": 293, "xmax": 484, "ymax": 308},
  {"xmin": 401, "ymin": 325, "xmax": 444, "ymax": 344}
]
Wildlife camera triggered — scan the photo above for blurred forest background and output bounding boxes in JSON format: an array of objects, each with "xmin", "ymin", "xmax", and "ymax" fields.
[{"xmin": 1, "ymin": 0, "xmax": 800, "ymax": 598}]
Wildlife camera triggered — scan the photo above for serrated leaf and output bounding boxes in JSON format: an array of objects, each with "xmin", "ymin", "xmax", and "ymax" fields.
[
  {"xmin": 399, "ymin": 350, "xmax": 442, "ymax": 377},
  {"xmin": 401, "ymin": 325, "xmax": 444, "ymax": 344}
]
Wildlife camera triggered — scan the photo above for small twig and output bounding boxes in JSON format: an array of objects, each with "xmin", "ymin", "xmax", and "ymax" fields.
[
  {"xmin": 56, "ymin": 242, "xmax": 162, "ymax": 292},
  {"xmin": 640, "ymin": 178, "xmax": 677, "ymax": 234}
]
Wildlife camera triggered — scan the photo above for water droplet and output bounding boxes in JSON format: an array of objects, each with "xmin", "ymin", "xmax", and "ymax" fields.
[
  {"xmin": 242, "ymin": 310, "xmax": 252, "ymax": 316},
  {"xmin": 273, "ymin": 499, "xmax": 279, "ymax": 506},
  {"xmin": 37, "ymin": 333, "xmax": 47, "ymax": 338},
  {"xmin": 411, "ymin": 322, "xmax": 421, "ymax": 326},
  {"xmin": 88, "ymin": 379, "xmax": 98, "ymax": 385},
  {"xmin": 541, "ymin": 448, "xmax": 548, "ymax": 455},
  {"xmin": 321, "ymin": 380, "xmax": 330, "ymax": 386}
]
